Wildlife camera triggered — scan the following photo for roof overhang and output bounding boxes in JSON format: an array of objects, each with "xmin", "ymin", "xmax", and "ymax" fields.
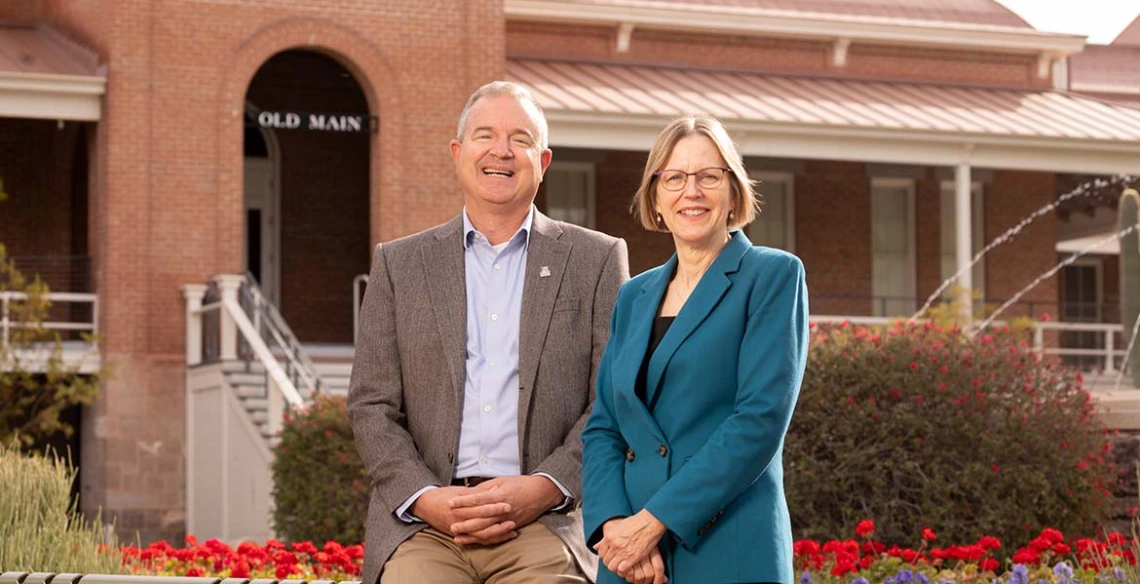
[
  {"xmin": 0, "ymin": 70, "xmax": 105, "ymax": 121},
  {"xmin": 504, "ymin": 0, "xmax": 1087, "ymax": 59},
  {"xmin": 546, "ymin": 111, "xmax": 1140, "ymax": 175}
]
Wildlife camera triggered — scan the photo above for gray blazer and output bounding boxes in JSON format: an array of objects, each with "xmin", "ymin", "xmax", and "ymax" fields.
[{"xmin": 347, "ymin": 211, "xmax": 629, "ymax": 584}]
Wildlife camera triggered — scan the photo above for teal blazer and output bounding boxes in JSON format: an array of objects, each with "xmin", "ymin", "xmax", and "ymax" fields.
[{"xmin": 583, "ymin": 231, "xmax": 809, "ymax": 584}]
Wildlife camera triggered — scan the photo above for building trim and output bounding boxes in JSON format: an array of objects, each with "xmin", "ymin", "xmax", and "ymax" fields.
[
  {"xmin": 545, "ymin": 111, "xmax": 1140, "ymax": 175},
  {"xmin": 504, "ymin": 0, "xmax": 1086, "ymax": 58},
  {"xmin": 0, "ymin": 71, "xmax": 105, "ymax": 121}
]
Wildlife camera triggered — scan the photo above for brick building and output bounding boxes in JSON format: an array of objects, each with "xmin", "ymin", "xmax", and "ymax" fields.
[{"xmin": 2, "ymin": 0, "xmax": 1139, "ymax": 543}]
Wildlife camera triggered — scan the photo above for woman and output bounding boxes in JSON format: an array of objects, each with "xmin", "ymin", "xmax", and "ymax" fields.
[{"xmin": 582, "ymin": 116, "xmax": 809, "ymax": 584}]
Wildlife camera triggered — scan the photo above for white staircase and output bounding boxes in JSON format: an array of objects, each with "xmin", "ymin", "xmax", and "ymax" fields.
[{"xmin": 181, "ymin": 274, "xmax": 333, "ymax": 542}]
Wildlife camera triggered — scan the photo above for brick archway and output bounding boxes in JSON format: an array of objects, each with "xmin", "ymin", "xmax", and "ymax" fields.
[{"xmin": 216, "ymin": 17, "xmax": 403, "ymax": 272}]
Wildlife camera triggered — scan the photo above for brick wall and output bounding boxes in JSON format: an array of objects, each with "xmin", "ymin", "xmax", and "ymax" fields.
[
  {"xmin": 507, "ymin": 22, "xmax": 1048, "ymax": 89},
  {"xmin": 794, "ymin": 161, "xmax": 874, "ymax": 315},
  {"xmin": 986, "ymin": 170, "xmax": 1058, "ymax": 318},
  {"xmin": 44, "ymin": 0, "xmax": 505, "ymax": 543},
  {"xmin": 0, "ymin": 118, "xmax": 87, "ymax": 293}
]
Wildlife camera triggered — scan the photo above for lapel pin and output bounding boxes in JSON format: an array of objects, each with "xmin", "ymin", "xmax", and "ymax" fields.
[{"xmin": 539, "ymin": 266, "xmax": 551, "ymax": 278}]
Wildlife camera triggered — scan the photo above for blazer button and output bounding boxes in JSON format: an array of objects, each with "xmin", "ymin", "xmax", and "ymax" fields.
[
  {"xmin": 626, "ymin": 448, "xmax": 635, "ymax": 462},
  {"xmin": 658, "ymin": 444, "xmax": 668, "ymax": 457}
]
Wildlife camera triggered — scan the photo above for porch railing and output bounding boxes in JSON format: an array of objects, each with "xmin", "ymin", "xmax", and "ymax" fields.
[
  {"xmin": 0, "ymin": 290, "xmax": 98, "ymax": 349},
  {"xmin": 813, "ymin": 315, "xmax": 1129, "ymax": 376}
]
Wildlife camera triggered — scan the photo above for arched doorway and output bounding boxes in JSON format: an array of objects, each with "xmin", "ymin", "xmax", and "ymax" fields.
[{"xmin": 243, "ymin": 50, "xmax": 372, "ymax": 344}]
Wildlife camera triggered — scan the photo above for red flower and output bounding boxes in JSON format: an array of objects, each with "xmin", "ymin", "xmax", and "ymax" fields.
[
  {"xmin": 273, "ymin": 550, "xmax": 299, "ymax": 566},
  {"xmin": 1012, "ymin": 548, "xmax": 1041, "ymax": 565},
  {"xmin": 275, "ymin": 564, "xmax": 296, "ymax": 580},
  {"xmin": 185, "ymin": 568, "xmax": 203, "ymax": 578},
  {"xmin": 863, "ymin": 541, "xmax": 886, "ymax": 556},
  {"xmin": 1054, "ymin": 543, "xmax": 1072, "ymax": 555},
  {"xmin": 231, "ymin": 560, "xmax": 250, "ymax": 578},
  {"xmin": 1040, "ymin": 528, "xmax": 1065, "ymax": 545},
  {"xmin": 831, "ymin": 560, "xmax": 857, "ymax": 576},
  {"xmin": 794, "ymin": 540, "xmax": 821, "ymax": 556},
  {"xmin": 855, "ymin": 520, "xmax": 875, "ymax": 538},
  {"xmin": 980, "ymin": 558, "xmax": 1000, "ymax": 572},
  {"xmin": 185, "ymin": 535, "xmax": 199, "ymax": 547},
  {"xmin": 978, "ymin": 536, "xmax": 1002, "ymax": 551},
  {"xmin": 293, "ymin": 541, "xmax": 319, "ymax": 555},
  {"xmin": 922, "ymin": 528, "xmax": 937, "ymax": 542},
  {"xmin": 859, "ymin": 556, "xmax": 874, "ymax": 569}
]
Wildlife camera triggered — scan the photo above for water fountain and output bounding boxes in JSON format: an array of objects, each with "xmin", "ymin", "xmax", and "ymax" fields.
[{"xmin": 912, "ymin": 174, "xmax": 1135, "ymax": 321}]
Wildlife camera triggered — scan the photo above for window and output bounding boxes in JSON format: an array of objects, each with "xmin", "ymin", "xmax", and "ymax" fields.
[
  {"xmin": 542, "ymin": 162, "xmax": 595, "ymax": 228},
  {"xmin": 939, "ymin": 182, "xmax": 985, "ymax": 303},
  {"xmin": 747, "ymin": 172, "xmax": 795, "ymax": 251},
  {"xmin": 1060, "ymin": 260, "xmax": 1103, "ymax": 370},
  {"xmin": 872, "ymin": 178, "xmax": 916, "ymax": 317}
]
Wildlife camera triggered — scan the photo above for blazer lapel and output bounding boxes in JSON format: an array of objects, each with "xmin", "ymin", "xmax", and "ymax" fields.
[
  {"xmin": 517, "ymin": 212, "xmax": 572, "ymax": 442},
  {"xmin": 644, "ymin": 232, "xmax": 750, "ymax": 407},
  {"xmin": 422, "ymin": 216, "xmax": 468, "ymax": 405},
  {"xmin": 613, "ymin": 261, "xmax": 671, "ymax": 441}
]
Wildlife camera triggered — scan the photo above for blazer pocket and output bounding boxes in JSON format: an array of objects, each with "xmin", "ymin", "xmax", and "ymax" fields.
[{"xmin": 554, "ymin": 297, "xmax": 581, "ymax": 312}]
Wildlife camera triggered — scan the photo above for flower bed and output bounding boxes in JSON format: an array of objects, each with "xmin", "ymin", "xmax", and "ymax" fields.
[
  {"xmin": 120, "ymin": 522, "xmax": 1137, "ymax": 584},
  {"xmin": 121, "ymin": 536, "xmax": 363, "ymax": 580}
]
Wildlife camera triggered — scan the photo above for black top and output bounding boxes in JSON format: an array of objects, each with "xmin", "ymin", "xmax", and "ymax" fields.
[{"xmin": 635, "ymin": 315, "xmax": 675, "ymax": 409}]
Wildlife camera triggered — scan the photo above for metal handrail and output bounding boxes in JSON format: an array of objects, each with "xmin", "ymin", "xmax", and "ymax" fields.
[
  {"xmin": 239, "ymin": 273, "xmax": 323, "ymax": 396},
  {"xmin": 221, "ymin": 296, "xmax": 305, "ymax": 409}
]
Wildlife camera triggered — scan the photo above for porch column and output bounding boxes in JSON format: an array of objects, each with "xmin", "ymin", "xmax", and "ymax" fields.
[
  {"xmin": 181, "ymin": 284, "xmax": 208, "ymax": 365},
  {"xmin": 955, "ymin": 163, "xmax": 973, "ymax": 322}
]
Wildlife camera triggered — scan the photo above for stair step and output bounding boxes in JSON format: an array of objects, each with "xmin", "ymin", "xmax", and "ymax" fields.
[
  {"xmin": 249, "ymin": 410, "xmax": 268, "ymax": 425},
  {"xmin": 242, "ymin": 397, "xmax": 268, "ymax": 412},
  {"xmin": 221, "ymin": 360, "xmax": 266, "ymax": 374},
  {"xmin": 232, "ymin": 384, "xmax": 266, "ymax": 399},
  {"xmin": 227, "ymin": 371, "xmax": 267, "ymax": 386}
]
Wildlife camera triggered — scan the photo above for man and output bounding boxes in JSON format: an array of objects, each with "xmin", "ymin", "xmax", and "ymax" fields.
[{"xmin": 347, "ymin": 81, "xmax": 629, "ymax": 584}]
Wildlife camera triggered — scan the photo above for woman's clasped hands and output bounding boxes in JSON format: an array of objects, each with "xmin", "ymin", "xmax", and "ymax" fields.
[{"xmin": 594, "ymin": 509, "xmax": 669, "ymax": 584}]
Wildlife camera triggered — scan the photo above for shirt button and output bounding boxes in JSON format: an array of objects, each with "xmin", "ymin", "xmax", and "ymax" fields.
[
  {"xmin": 489, "ymin": 361, "xmax": 496, "ymax": 367},
  {"xmin": 491, "ymin": 314, "xmax": 499, "ymax": 321},
  {"xmin": 658, "ymin": 444, "xmax": 668, "ymax": 457},
  {"xmin": 484, "ymin": 405, "xmax": 492, "ymax": 412},
  {"xmin": 493, "ymin": 263, "xmax": 501, "ymax": 271}
]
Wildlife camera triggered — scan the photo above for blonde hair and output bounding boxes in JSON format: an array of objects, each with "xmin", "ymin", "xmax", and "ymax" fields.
[{"xmin": 631, "ymin": 115, "xmax": 758, "ymax": 232}]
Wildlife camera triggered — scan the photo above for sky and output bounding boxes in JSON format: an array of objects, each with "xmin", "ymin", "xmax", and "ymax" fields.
[{"xmin": 994, "ymin": 0, "xmax": 1140, "ymax": 44}]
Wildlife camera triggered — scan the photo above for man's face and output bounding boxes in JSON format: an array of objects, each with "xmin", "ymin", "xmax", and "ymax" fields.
[{"xmin": 450, "ymin": 94, "xmax": 552, "ymax": 214}]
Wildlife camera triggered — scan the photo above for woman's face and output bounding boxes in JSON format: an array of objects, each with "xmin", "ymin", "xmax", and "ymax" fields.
[{"xmin": 654, "ymin": 134, "xmax": 734, "ymax": 251}]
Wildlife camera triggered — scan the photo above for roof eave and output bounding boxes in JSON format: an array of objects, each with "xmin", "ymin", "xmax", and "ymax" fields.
[
  {"xmin": 504, "ymin": 0, "xmax": 1087, "ymax": 57},
  {"xmin": 0, "ymin": 70, "xmax": 106, "ymax": 121},
  {"xmin": 542, "ymin": 110, "xmax": 1140, "ymax": 175}
]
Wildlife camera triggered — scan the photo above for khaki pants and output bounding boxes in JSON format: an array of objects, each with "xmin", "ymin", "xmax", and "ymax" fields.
[{"xmin": 380, "ymin": 522, "xmax": 587, "ymax": 584}]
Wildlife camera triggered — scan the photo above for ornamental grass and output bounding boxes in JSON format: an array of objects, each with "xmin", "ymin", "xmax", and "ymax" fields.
[{"xmin": 0, "ymin": 441, "xmax": 125, "ymax": 573}]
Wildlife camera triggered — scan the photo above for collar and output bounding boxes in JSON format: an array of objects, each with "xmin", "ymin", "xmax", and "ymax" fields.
[{"xmin": 462, "ymin": 205, "xmax": 535, "ymax": 250}]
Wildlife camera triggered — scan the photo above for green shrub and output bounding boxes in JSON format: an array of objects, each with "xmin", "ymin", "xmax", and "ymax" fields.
[
  {"xmin": 0, "ymin": 441, "xmax": 125, "ymax": 573},
  {"xmin": 786, "ymin": 321, "xmax": 1115, "ymax": 549},
  {"xmin": 272, "ymin": 394, "xmax": 370, "ymax": 544}
]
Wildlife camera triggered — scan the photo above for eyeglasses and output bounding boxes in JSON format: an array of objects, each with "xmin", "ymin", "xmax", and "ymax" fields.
[{"xmin": 653, "ymin": 167, "xmax": 731, "ymax": 191}]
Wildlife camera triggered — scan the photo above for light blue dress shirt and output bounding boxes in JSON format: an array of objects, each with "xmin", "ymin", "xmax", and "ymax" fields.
[{"xmin": 396, "ymin": 206, "xmax": 570, "ymax": 522}]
